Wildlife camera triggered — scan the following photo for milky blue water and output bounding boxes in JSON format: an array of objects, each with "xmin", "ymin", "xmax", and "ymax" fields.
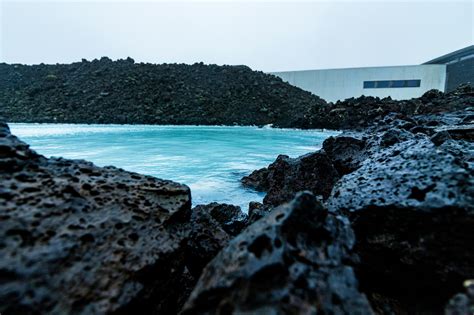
[{"xmin": 9, "ymin": 124, "xmax": 339, "ymax": 210}]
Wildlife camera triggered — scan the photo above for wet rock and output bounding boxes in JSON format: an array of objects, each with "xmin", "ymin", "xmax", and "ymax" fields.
[
  {"xmin": 410, "ymin": 125, "xmax": 436, "ymax": 136},
  {"xmin": 461, "ymin": 114, "xmax": 474, "ymax": 124},
  {"xmin": 181, "ymin": 192, "xmax": 373, "ymax": 314},
  {"xmin": 328, "ymin": 136, "xmax": 473, "ymax": 212},
  {"xmin": 0, "ymin": 124, "xmax": 228, "ymax": 315},
  {"xmin": 431, "ymin": 130, "xmax": 453, "ymax": 146},
  {"xmin": 191, "ymin": 202, "xmax": 247, "ymax": 237},
  {"xmin": 327, "ymin": 126, "xmax": 474, "ymax": 312},
  {"xmin": 185, "ymin": 205, "xmax": 232, "ymax": 277},
  {"xmin": 445, "ymin": 280, "xmax": 474, "ymax": 315},
  {"xmin": 322, "ymin": 136, "xmax": 367, "ymax": 175},
  {"xmin": 248, "ymin": 201, "xmax": 271, "ymax": 224},
  {"xmin": 241, "ymin": 167, "xmax": 270, "ymax": 192},
  {"xmin": 379, "ymin": 128, "xmax": 413, "ymax": 147},
  {"xmin": 243, "ymin": 152, "xmax": 340, "ymax": 207},
  {"xmin": 239, "ymin": 100, "xmax": 473, "ymax": 313},
  {"xmin": 436, "ymin": 124, "xmax": 474, "ymax": 142}
]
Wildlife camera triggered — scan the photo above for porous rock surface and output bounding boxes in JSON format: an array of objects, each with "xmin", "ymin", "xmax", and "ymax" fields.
[
  {"xmin": 321, "ymin": 136, "xmax": 368, "ymax": 175},
  {"xmin": 247, "ymin": 201, "xmax": 271, "ymax": 224},
  {"xmin": 241, "ymin": 94, "xmax": 473, "ymax": 312},
  {"xmin": 182, "ymin": 192, "xmax": 373, "ymax": 314},
  {"xmin": 0, "ymin": 122, "xmax": 240, "ymax": 314},
  {"xmin": 192, "ymin": 202, "xmax": 248, "ymax": 237},
  {"xmin": 327, "ymin": 135, "xmax": 473, "ymax": 212},
  {"xmin": 242, "ymin": 152, "xmax": 340, "ymax": 206},
  {"xmin": 327, "ymin": 116, "xmax": 474, "ymax": 313}
]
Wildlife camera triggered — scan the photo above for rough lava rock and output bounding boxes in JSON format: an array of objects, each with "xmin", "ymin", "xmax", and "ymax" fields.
[
  {"xmin": 242, "ymin": 152, "xmax": 340, "ymax": 207},
  {"xmin": 247, "ymin": 201, "xmax": 271, "ymax": 224},
  {"xmin": 184, "ymin": 205, "xmax": 232, "ymax": 279},
  {"xmin": 192, "ymin": 202, "xmax": 248, "ymax": 237},
  {"xmin": 0, "ymin": 123, "xmax": 237, "ymax": 315},
  {"xmin": 242, "ymin": 103, "xmax": 473, "ymax": 313},
  {"xmin": 327, "ymin": 135, "xmax": 473, "ymax": 212},
  {"xmin": 322, "ymin": 136, "xmax": 368, "ymax": 175},
  {"xmin": 445, "ymin": 280, "xmax": 474, "ymax": 315},
  {"xmin": 181, "ymin": 192, "xmax": 373, "ymax": 314},
  {"xmin": 306, "ymin": 84, "xmax": 474, "ymax": 129},
  {"xmin": 326, "ymin": 115, "xmax": 474, "ymax": 313}
]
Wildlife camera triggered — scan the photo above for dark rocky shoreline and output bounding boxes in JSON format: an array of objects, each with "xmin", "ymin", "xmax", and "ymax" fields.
[
  {"xmin": 1, "ymin": 64, "xmax": 473, "ymax": 314},
  {"xmin": 241, "ymin": 87, "xmax": 474, "ymax": 314},
  {"xmin": 1, "ymin": 60, "xmax": 472, "ymax": 129}
]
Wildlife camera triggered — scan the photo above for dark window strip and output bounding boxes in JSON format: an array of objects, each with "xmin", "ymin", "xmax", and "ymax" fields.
[{"xmin": 363, "ymin": 79, "xmax": 421, "ymax": 89}]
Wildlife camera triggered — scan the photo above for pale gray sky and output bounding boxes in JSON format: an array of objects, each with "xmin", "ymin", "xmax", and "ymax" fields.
[{"xmin": 0, "ymin": 0, "xmax": 472, "ymax": 71}]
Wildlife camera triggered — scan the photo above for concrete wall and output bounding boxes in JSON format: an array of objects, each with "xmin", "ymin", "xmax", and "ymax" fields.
[
  {"xmin": 271, "ymin": 65, "xmax": 447, "ymax": 102},
  {"xmin": 446, "ymin": 57, "xmax": 474, "ymax": 92}
]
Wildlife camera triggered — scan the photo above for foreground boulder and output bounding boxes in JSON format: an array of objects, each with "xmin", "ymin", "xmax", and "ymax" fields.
[
  {"xmin": 182, "ymin": 192, "xmax": 373, "ymax": 314},
  {"xmin": 327, "ymin": 126, "xmax": 474, "ymax": 313},
  {"xmin": 0, "ymin": 122, "xmax": 236, "ymax": 314}
]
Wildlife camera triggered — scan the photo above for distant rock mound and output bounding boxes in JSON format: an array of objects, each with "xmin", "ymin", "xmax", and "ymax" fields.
[{"xmin": 0, "ymin": 59, "xmax": 325, "ymax": 128}]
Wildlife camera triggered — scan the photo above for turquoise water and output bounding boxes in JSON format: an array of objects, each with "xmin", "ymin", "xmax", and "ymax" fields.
[{"xmin": 9, "ymin": 124, "xmax": 339, "ymax": 210}]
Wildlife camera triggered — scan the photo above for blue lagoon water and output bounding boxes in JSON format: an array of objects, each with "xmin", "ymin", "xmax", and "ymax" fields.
[{"xmin": 9, "ymin": 124, "xmax": 339, "ymax": 209}]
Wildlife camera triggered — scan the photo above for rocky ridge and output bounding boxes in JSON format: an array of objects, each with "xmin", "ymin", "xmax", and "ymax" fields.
[
  {"xmin": 306, "ymin": 84, "xmax": 474, "ymax": 129},
  {"xmin": 0, "ymin": 59, "xmax": 324, "ymax": 128}
]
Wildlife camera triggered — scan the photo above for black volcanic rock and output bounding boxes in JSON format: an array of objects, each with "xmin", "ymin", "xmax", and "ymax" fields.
[
  {"xmin": 191, "ymin": 202, "xmax": 248, "ymax": 237},
  {"xmin": 322, "ymin": 136, "xmax": 367, "ymax": 175},
  {"xmin": 325, "ymin": 115, "xmax": 474, "ymax": 313},
  {"xmin": 181, "ymin": 192, "xmax": 373, "ymax": 314},
  {"xmin": 0, "ymin": 60, "xmax": 326, "ymax": 128},
  {"xmin": 445, "ymin": 280, "xmax": 474, "ymax": 315},
  {"xmin": 306, "ymin": 84, "xmax": 474, "ymax": 129},
  {"xmin": 327, "ymin": 136, "xmax": 473, "ymax": 212},
  {"xmin": 2, "ymin": 60, "xmax": 472, "ymax": 130},
  {"xmin": 242, "ymin": 105, "xmax": 473, "ymax": 313},
  {"xmin": 247, "ymin": 201, "xmax": 271, "ymax": 224},
  {"xmin": 185, "ymin": 205, "xmax": 232, "ymax": 278},
  {"xmin": 242, "ymin": 152, "xmax": 340, "ymax": 207},
  {"xmin": 0, "ymin": 123, "xmax": 234, "ymax": 315},
  {"xmin": 241, "ymin": 167, "xmax": 271, "ymax": 192}
]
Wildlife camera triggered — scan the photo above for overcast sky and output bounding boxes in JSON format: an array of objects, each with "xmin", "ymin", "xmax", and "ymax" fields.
[{"xmin": 0, "ymin": 0, "xmax": 472, "ymax": 71}]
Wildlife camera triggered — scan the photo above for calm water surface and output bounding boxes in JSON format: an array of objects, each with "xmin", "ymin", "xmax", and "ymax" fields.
[{"xmin": 10, "ymin": 124, "xmax": 339, "ymax": 210}]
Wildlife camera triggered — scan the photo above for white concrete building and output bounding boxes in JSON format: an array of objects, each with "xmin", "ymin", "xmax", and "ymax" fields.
[{"xmin": 271, "ymin": 45, "xmax": 473, "ymax": 103}]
